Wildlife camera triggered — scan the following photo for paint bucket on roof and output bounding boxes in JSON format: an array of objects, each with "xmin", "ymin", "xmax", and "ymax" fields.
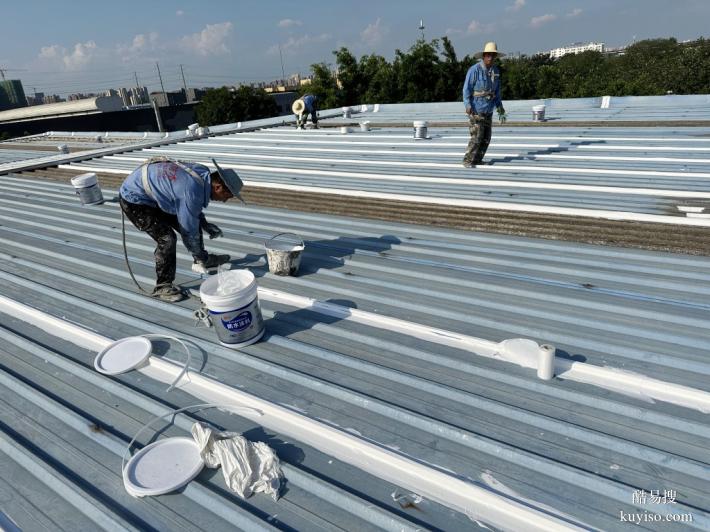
[
  {"xmin": 57, "ymin": 144, "xmax": 69, "ymax": 154},
  {"xmin": 359, "ymin": 121, "xmax": 370, "ymax": 132},
  {"xmin": 532, "ymin": 105, "xmax": 546, "ymax": 122},
  {"xmin": 342, "ymin": 106, "xmax": 352, "ymax": 119},
  {"xmin": 199, "ymin": 270, "xmax": 265, "ymax": 348},
  {"xmin": 340, "ymin": 126, "xmax": 351, "ymax": 134},
  {"xmin": 71, "ymin": 172, "xmax": 104, "ymax": 206},
  {"xmin": 197, "ymin": 126, "xmax": 210, "ymax": 136},
  {"xmin": 413, "ymin": 120, "xmax": 429, "ymax": 140},
  {"xmin": 265, "ymin": 232, "xmax": 305, "ymax": 276}
]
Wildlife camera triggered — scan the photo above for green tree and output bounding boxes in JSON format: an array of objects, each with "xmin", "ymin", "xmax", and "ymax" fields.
[
  {"xmin": 301, "ymin": 63, "xmax": 340, "ymax": 108},
  {"xmin": 196, "ymin": 86, "xmax": 278, "ymax": 126}
]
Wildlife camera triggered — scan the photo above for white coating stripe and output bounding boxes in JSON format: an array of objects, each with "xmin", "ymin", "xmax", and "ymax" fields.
[
  {"xmin": 202, "ymin": 136, "xmax": 559, "ymax": 149},
  {"xmin": 65, "ymin": 158, "xmax": 710, "ymax": 199},
  {"xmin": 252, "ymin": 131, "xmax": 710, "ymax": 142},
  {"xmin": 0, "ymin": 294, "xmax": 584, "ymax": 532},
  {"xmin": 258, "ymin": 288, "xmax": 710, "ymax": 413},
  {"xmin": 580, "ymin": 145, "xmax": 710, "ymax": 152},
  {"xmin": 177, "ymin": 142, "xmax": 710, "ymax": 164},
  {"xmin": 55, "ymin": 164, "xmax": 710, "ymax": 227},
  {"xmin": 108, "ymin": 151, "xmax": 710, "ymax": 180}
]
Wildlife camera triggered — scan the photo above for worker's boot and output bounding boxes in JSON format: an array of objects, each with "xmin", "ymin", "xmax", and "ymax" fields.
[
  {"xmin": 192, "ymin": 253, "xmax": 231, "ymax": 274},
  {"xmin": 152, "ymin": 283, "xmax": 186, "ymax": 303}
]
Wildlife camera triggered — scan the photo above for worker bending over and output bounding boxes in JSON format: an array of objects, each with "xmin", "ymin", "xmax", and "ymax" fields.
[
  {"xmin": 119, "ymin": 157, "xmax": 241, "ymax": 302},
  {"xmin": 462, "ymin": 42, "xmax": 507, "ymax": 168},
  {"xmin": 293, "ymin": 94, "xmax": 319, "ymax": 129}
]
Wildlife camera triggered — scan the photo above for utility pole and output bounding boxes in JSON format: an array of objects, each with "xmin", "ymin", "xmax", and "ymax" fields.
[
  {"xmin": 278, "ymin": 44, "xmax": 286, "ymax": 82},
  {"xmin": 156, "ymin": 62, "xmax": 166, "ymax": 95},
  {"xmin": 134, "ymin": 71, "xmax": 140, "ymax": 88},
  {"xmin": 179, "ymin": 64, "xmax": 188, "ymax": 95},
  {"xmin": 419, "ymin": 19, "xmax": 425, "ymax": 41}
]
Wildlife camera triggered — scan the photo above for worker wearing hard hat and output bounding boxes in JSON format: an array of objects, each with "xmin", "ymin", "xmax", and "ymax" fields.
[
  {"xmin": 119, "ymin": 157, "xmax": 243, "ymax": 302},
  {"xmin": 292, "ymin": 94, "xmax": 319, "ymax": 129},
  {"xmin": 462, "ymin": 42, "xmax": 507, "ymax": 168}
]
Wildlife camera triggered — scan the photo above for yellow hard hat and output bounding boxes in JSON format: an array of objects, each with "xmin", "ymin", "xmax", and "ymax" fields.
[
  {"xmin": 292, "ymin": 99, "xmax": 305, "ymax": 114},
  {"xmin": 474, "ymin": 42, "xmax": 506, "ymax": 59}
]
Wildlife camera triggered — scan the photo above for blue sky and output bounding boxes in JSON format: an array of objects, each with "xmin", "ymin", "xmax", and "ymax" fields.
[{"xmin": 2, "ymin": 0, "xmax": 709, "ymax": 96}]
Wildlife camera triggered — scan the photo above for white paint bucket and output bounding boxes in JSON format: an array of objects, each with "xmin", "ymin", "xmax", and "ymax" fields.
[
  {"xmin": 413, "ymin": 120, "xmax": 429, "ymax": 140},
  {"xmin": 340, "ymin": 126, "xmax": 351, "ymax": 134},
  {"xmin": 265, "ymin": 232, "xmax": 305, "ymax": 276},
  {"xmin": 57, "ymin": 144, "xmax": 69, "ymax": 154},
  {"xmin": 342, "ymin": 106, "xmax": 351, "ymax": 119},
  {"xmin": 199, "ymin": 270, "xmax": 265, "ymax": 348},
  {"xmin": 197, "ymin": 126, "xmax": 210, "ymax": 136},
  {"xmin": 532, "ymin": 105, "xmax": 546, "ymax": 121},
  {"xmin": 71, "ymin": 172, "xmax": 104, "ymax": 206},
  {"xmin": 360, "ymin": 121, "xmax": 371, "ymax": 132}
]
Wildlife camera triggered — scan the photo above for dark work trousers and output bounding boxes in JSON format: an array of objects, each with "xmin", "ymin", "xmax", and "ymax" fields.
[
  {"xmin": 463, "ymin": 113, "xmax": 493, "ymax": 165},
  {"xmin": 120, "ymin": 196, "xmax": 203, "ymax": 287},
  {"xmin": 297, "ymin": 110, "xmax": 318, "ymax": 125}
]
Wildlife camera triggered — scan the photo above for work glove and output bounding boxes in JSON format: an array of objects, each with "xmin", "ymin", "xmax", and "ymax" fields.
[
  {"xmin": 192, "ymin": 253, "xmax": 231, "ymax": 274},
  {"xmin": 497, "ymin": 106, "xmax": 507, "ymax": 124},
  {"xmin": 203, "ymin": 221, "xmax": 223, "ymax": 240}
]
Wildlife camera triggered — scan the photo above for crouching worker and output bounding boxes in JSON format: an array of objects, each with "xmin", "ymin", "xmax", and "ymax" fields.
[
  {"xmin": 119, "ymin": 156, "xmax": 241, "ymax": 302},
  {"xmin": 293, "ymin": 94, "xmax": 319, "ymax": 129}
]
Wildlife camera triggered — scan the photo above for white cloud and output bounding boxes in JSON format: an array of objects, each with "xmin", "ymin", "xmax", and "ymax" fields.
[
  {"xmin": 530, "ymin": 14, "xmax": 557, "ymax": 28},
  {"xmin": 278, "ymin": 18, "xmax": 302, "ymax": 28},
  {"xmin": 38, "ymin": 41, "xmax": 99, "ymax": 71},
  {"xmin": 506, "ymin": 0, "xmax": 525, "ymax": 12},
  {"xmin": 566, "ymin": 8, "xmax": 583, "ymax": 18},
  {"xmin": 361, "ymin": 18, "xmax": 388, "ymax": 46},
  {"xmin": 176, "ymin": 10, "xmax": 184, "ymax": 16},
  {"xmin": 116, "ymin": 32, "xmax": 160, "ymax": 63},
  {"xmin": 467, "ymin": 20, "xmax": 496, "ymax": 34},
  {"xmin": 180, "ymin": 22, "xmax": 233, "ymax": 56},
  {"xmin": 268, "ymin": 33, "xmax": 332, "ymax": 55}
]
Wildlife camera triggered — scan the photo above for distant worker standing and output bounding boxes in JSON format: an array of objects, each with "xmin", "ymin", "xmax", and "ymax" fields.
[
  {"xmin": 292, "ymin": 94, "xmax": 319, "ymax": 129},
  {"xmin": 462, "ymin": 42, "xmax": 507, "ymax": 168},
  {"xmin": 119, "ymin": 157, "xmax": 243, "ymax": 302}
]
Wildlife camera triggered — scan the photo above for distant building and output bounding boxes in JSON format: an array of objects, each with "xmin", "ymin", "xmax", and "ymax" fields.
[
  {"xmin": 150, "ymin": 90, "xmax": 187, "ymax": 107},
  {"xmin": 0, "ymin": 80, "xmax": 28, "ymax": 111},
  {"xmin": 26, "ymin": 91, "xmax": 45, "ymax": 106},
  {"xmin": 549, "ymin": 42, "xmax": 605, "ymax": 59},
  {"xmin": 43, "ymin": 94, "xmax": 64, "ymax": 104}
]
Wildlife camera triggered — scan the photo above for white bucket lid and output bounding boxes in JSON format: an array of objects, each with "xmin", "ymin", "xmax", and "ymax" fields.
[
  {"xmin": 342, "ymin": 106, "xmax": 351, "ymax": 112},
  {"xmin": 532, "ymin": 105, "xmax": 546, "ymax": 111},
  {"xmin": 413, "ymin": 120, "xmax": 428, "ymax": 127},
  {"xmin": 187, "ymin": 123, "xmax": 199, "ymax": 131},
  {"xmin": 123, "ymin": 437, "xmax": 204, "ymax": 497},
  {"xmin": 340, "ymin": 127, "xmax": 350, "ymax": 134},
  {"xmin": 200, "ymin": 269, "xmax": 257, "ymax": 304},
  {"xmin": 71, "ymin": 172, "xmax": 98, "ymax": 188},
  {"xmin": 94, "ymin": 336, "xmax": 152, "ymax": 375}
]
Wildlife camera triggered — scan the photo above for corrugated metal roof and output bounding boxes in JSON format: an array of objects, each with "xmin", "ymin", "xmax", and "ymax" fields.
[
  {"xmin": 61, "ymin": 125, "xmax": 710, "ymax": 226},
  {"xmin": 1, "ymin": 171, "xmax": 709, "ymax": 530},
  {"xmin": 324, "ymin": 95, "xmax": 710, "ymax": 124}
]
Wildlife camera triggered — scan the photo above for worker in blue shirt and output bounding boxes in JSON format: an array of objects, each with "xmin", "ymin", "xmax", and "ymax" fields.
[
  {"xmin": 120, "ymin": 157, "xmax": 241, "ymax": 302},
  {"xmin": 294, "ymin": 94, "xmax": 319, "ymax": 129},
  {"xmin": 462, "ymin": 42, "xmax": 507, "ymax": 168}
]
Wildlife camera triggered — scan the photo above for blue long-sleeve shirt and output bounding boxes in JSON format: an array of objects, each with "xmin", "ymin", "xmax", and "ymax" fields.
[
  {"xmin": 302, "ymin": 94, "xmax": 317, "ymax": 112},
  {"xmin": 120, "ymin": 160, "xmax": 212, "ymax": 257},
  {"xmin": 463, "ymin": 61, "xmax": 502, "ymax": 115}
]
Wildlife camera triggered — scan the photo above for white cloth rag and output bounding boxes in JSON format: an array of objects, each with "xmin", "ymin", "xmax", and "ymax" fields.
[{"xmin": 191, "ymin": 422, "xmax": 283, "ymax": 500}]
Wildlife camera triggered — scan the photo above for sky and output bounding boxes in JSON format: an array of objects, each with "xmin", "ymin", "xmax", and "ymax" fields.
[{"xmin": 2, "ymin": 0, "xmax": 709, "ymax": 97}]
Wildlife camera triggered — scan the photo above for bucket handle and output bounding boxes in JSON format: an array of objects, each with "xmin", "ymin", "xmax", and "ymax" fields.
[{"xmin": 265, "ymin": 232, "xmax": 304, "ymax": 249}]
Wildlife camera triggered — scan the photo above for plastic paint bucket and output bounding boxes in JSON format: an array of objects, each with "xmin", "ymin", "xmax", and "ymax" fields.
[
  {"xmin": 342, "ymin": 106, "xmax": 352, "ymax": 118},
  {"xmin": 360, "ymin": 121, "xmax": 371, "ymax": 132},
  {"xmin": 199, "ymin": 270, "xmax": 265, "ymax": 348},
  {"xmin": 71, "ymin": 172, "xmax": 104, "ymax": 205},
  {"xmin": 532, "ymin": 105, "xmax": 546, "ymax": 121},
  {"xmin": 264, "ymin": 232, "xmax": 305, "ymax": 276},
  {"xmin": 413, "ymin": 120, "xmax": 429, "ymax": 140}
]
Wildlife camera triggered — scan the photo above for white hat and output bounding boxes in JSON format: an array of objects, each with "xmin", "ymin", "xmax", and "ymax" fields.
[
  {"xmin": 474, "ymin": 41, "xmax": 506, "ymax": 59},
  {"xmin": 292, "ymin": 99, "xmax": 305, "ymax": 114},
  {"xmin": 211, "ymin": 158, "xmax": 245, "ymax": 203}
]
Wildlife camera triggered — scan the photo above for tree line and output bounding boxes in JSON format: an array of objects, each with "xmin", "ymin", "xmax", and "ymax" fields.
[{"xmin": 303, "ymin": 36, "xmax": 710, "ymax": 108}]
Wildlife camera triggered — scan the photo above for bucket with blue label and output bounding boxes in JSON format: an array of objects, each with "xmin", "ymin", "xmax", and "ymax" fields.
[{"xmin": 199, "ymin": 270, "xmax": 265, "ymax": 348}]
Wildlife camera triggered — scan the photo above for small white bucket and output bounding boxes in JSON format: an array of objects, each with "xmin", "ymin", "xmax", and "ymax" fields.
[
  {"xmin": 413, "ymin": 120, "xmax": 429, "ymax": 140},
  {"xmin": 360, "ymin": 121, "xmax": 371, "ymax": 132},
  {"xmin": 57, "ymin": 144, "xmax": 69, "ymax": 154},
  {"xmin": 340, "ymin": 126, "xmax": 351, "ymax": 134},
  {"xmin": 197, "ymin": 126, "xmax": 210, "ymax": 136},
  {"xmin": 71, "ymin": 172, "xmax": 104, "ymax": 206},
  {"xmin": 199, "ymin": 270, "xmax": 265, "ymax": 348},
  {"xmin": 532, "ymin": 105, "xmax": 546, "ymax": 121},
  {"xmin": 265, "ymin": 233, "xmax": 305, "ymax": 276},
  {"xmin": 342, "ymin": 106, "xmax": 352, "ymax": 119}
]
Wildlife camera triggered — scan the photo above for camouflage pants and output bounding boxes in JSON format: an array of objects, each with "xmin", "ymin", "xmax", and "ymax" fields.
[
  {"xmin": 463, "ymin": 113, "xmax": 493, "ymax": 165},
  {"xmin": 120, "ymin": 197, "xmax": 203, "ymax": 286}
]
